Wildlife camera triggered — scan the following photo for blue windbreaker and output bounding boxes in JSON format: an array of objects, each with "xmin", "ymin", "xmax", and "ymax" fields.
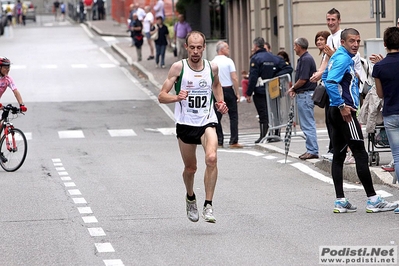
[{"xmin": 322, "ymin": 46, "xmax": 359, "ymax": 109}]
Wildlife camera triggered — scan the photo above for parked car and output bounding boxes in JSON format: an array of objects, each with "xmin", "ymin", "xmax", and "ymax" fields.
[{"xmin": 22, "ymin": 1, "xmax": 35, "ymax": 22}]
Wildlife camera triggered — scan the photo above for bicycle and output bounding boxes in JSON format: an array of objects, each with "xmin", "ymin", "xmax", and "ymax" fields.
[{"xmin": 0, "ymin": 104, "xmax": 27, "ymax": 172}]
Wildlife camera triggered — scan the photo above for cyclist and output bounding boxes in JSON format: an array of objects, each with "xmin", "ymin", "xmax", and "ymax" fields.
[
  {"xmin": 0, "ymin": 56, "xmax": 27, "ymax": 163},
  {"xmin": 0, "ymin": 57, "xmax": 27, "ymax": 112}
]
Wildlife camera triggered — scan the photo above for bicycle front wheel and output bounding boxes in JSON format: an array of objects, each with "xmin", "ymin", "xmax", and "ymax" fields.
[{"xmin": 0, "ymin": 128, "xmax": 28, "ymax": 172}]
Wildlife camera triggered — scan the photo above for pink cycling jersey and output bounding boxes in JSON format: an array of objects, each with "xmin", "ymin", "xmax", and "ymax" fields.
[{"xmin": 0, "ymin": 75, "xmax": 17, "ymax": 98}]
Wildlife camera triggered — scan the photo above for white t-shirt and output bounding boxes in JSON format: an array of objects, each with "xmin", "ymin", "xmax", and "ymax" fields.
[
  {"xmin": 327, "ymin": 29, "xmax": 362, "ymax": 75},
  {"xmin": 134, "ymin": 7, "xmax": 146, "ymax": 21},
  {"xmin": 143, "ymin": 12, "xmax": 154, "ymax": 33},
  {"xmin": 211, "ymin": 55, "xmax": 236, "ymax": 87}
]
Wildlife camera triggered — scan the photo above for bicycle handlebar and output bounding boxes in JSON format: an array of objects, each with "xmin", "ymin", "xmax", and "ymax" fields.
[{"xmin": 2, "ymin": 104, "xmax": 24, "ymax": 115}]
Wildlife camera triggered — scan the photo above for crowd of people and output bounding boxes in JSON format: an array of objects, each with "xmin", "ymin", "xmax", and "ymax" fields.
[{"xmin": 128, "ymin": 3, "xmax": 399, "ymax": 221}]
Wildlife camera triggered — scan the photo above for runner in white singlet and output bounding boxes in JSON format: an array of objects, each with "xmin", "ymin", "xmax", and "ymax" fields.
[{"xmin": 158, "ymin": 31, "xmax": 228, "ymax": 223}]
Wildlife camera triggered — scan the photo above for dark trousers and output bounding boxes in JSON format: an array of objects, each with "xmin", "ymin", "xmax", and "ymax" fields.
[
  {"xmin": 252, "ymin": 93, "xmax": 269, "ymax": 125},
  {"xmin": 325, "ymin": 98, "xmax": 334, "ymax": 153},
  {"xmin": 216, "ymin": 87, "xmax": 239, "ymax": 145},
  {"xmin": 329, "ymin": 107, "xmax": 376, "ymax": 198}
]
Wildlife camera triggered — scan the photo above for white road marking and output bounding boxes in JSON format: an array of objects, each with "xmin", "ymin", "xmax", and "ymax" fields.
[
  {"xmin": 58, "ymin": 130, "xmax": 85, "ymax": 139},
  {"xmin": 56, "ymin": 167, "xmax": 65, "ymax": 171},
  {"xmin": 99, "ymin": 47, "xmax": 120, "ymax": 66},
  {"xmin": 72, "ymin": 197, "xmax": 87, "ymax": 204},
  {"xmin": 41, "ymin": 64, "xmax": 58, "ymax": 69},
  {"xmin": 99, "ymin": 64, "xmax": 117, "ymax": 68},
  {"xmin": 263, "ymin": 155, "xmax": 278, "ymax": 160},
  {"xmin": 53, "ymin": 163, "xmax": 63, "ymax": 166},
  {"xmin": 60, "ymin": 176, "xmax": 71, "ymax": 181},
  {"xmin": 120, "ymin": 67, "xmax": 175, "ymax": 121},
  {"xmin": 64, "ymin": 182, "xmax": 76, "ymax": 187},
  {"xmin": 71, "ymin": 64, "xmax": 88, "ymax": 68},
  {"xmin": 103, "ymin": 259, "xmax": 125, "ymax": 266},
  {"xmin": 58, "ymin": 171, "xmax": 68, "ymax": 176},
  {"xmin": 52, "ymin": 158, "xmax": 61, "ymax": 163},
  {"xmin": 88, "ymin": 227, "xmax": 106, "ymax": 236},
  {"xmin": 291, "ymin": 162, "xmax": 361, "ymax": 190},
  {"xmin": 101, "ymin": 36, "xmax": 118, "ymax": 43},
  {"xmin": 375, "ymin": 190, "xmax": 393, "ymax": 198},
  {"xmin": 10, "ymin": 65, "xmax": 26, "ymax": 69},
  {"xmin": 95, "ymin": 242, "xmax": 115, "ymax": 253},
  {"xmin": 80, "ymin": 23, "xmax": 94, "ymax": 38},
  {"xmin": 68, "ymin": 189, "xmax": 82, "ymax": 195},
  {"xmin": 24, "ymin": 132, "xmax": 32, "ymax": 140},
  {"xmin": 82, "ymin": 216, "xmax": 98, "ymax": 223},
  {"xmin": 77, "ymin": 207, "xmax": 93, "ymax": 214},
  {"xmin": 218, "ymin": 149, "xmax": 264, "ymax": 156},
  {"xmin": 108, "ymin": 129, "xmax": 137, "ymax": 137}
]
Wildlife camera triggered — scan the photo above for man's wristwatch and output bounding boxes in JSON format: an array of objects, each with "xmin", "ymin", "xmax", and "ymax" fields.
[{"xmin": 338, "ymin": 103, "xmax": 346, "ymax": 110}]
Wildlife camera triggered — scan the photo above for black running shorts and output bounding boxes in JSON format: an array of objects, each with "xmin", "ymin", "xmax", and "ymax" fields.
[{"xmin": 176, "ymin": 123, "xmax": 217, "ymax": 144}]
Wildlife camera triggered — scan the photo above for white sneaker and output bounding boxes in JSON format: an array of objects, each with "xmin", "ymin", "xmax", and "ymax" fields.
[
  {"xmin": 202, "ymin": 204, "xmax": 216, "ymax": 223},
  {"xmin": 186, "ymin": 197, "xmax": 199, "ymax": 222},
  {"xmin": 322, "ymin": 152, "xmax": 333, "ymax": 161},
  {"xmin": 366, "ymin": 196, "xmax": 398, "ymax": 213}
]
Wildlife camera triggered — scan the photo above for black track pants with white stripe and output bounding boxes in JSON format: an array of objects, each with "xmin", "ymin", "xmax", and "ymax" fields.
[{"xmin": 328, "ymin": 106, "xmax": 376, "ymax": 198}]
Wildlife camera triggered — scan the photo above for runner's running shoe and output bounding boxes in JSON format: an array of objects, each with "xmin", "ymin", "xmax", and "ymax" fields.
[
  {"xmin": 202, "ymin": 204, "xmax": 216, "ymax": 223},
  {"xmin": 394, "ymin": 207, "xmax": 399, "ymax": 214},
  {"xmin": 366, "ymin": 196, "xmax": 398, "ymax": 213},
  {"xmin": 333, "ymin": 198, "xmax": 357, "ymax": 213},
  {"xmin": 186, "ymin": 197, "xmax": 199, "ymax": 222}
]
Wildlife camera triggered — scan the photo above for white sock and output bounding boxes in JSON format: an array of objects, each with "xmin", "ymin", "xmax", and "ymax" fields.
[{"xmin": 368, "ymin": 195, "xmax": 379, "ymax": 202}]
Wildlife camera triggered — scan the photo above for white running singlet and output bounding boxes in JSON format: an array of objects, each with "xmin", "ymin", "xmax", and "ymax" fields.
[{"xmin": 174, "ymin": 59, "xmax": 217, "ymax": 127}]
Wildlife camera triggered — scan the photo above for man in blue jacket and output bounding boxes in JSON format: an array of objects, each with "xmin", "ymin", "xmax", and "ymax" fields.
[
  {"xmin": 323, "ymin": 28, "xmax": 398, "ymax": 213},
  {"xmin": 246, "ymin": 37, "xmax": 293, "ymax": 143}
]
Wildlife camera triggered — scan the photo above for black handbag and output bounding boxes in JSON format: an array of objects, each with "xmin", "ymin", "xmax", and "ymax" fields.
[{"xmin": 312, "ymin": 83, "xmax": 328, "ymax": 108}]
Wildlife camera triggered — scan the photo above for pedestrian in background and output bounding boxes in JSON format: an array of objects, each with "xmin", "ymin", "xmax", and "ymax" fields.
[
  {"xmin": 311, "ymin": 8, "xmax": 362, "ymax": 164},
  {"xmin": 212, "ymin": 41, "xmax": 243, "ymax": 149},
  {"xmin": 158, "ymin": 31, "xmax": 228, "ymax": 223},
  {"xmin": 143, "ymin": 6, "xmax": 155, "ymax": 60},
  {"xmin": 154, "ymin": 16, "xmax": 170, "ymax": 68},
  {"xmin": 174, "ymin": 14, "xmax": 192, "ymax": 60},
  {"xmin": 277, "ymin": 51, "xmax": 290, "ymax": 65},
  {"xmin": 78, "ymin": 0, "xmax": 84, "ymax": 23},
  {"xmin": 324, "ymin": 28, "xmax": 398, "ymax": 213},
  {"xmin": 130, "ymin": 13, "xmax": 143, "ymax": 61},
  {"xmin": 288, "ymin": 37, "xmax": 318, "ymax": 160},
  {"xmin": 246, "ymin": 37, "xmax": 293, "ymax": 143},
  {"xmin": 94, "ymin": 0, "xmax": 105, "ymax": 20},
  {"xmin": 84, "ymin": 0, "xmax": 93, "ymax": 21},
  {"xmin": 372, "ymin": 26, "xmax": 399, "ymax": 194},
  {"xmin": 153, "ymin": 0, "xmax": 165, "ymax": 20},
  {"xmin": 314, "ymin": 30, "xmax": 332, "ymax": 160}
]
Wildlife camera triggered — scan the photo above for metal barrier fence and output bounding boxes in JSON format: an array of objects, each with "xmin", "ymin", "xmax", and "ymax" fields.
[{"xmin": 259, "ymin": 73, "xmax": 303, "ymax": 143}]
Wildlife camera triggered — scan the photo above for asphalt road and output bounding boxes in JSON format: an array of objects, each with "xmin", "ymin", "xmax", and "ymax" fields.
[{"xmin": 0, "ymin": 15, "xmax": 398, "ymax": 266}]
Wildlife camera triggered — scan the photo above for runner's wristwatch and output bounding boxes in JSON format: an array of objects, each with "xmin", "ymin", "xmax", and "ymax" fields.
[{"xmin": 338, "ymin": 103, "xmax": 346, "ymax": 110}]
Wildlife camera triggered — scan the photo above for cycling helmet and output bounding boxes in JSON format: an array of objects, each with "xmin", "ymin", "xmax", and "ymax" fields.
[{"xmin": 0, "ymin": 57, "xmax": 11, "ymax": 66}]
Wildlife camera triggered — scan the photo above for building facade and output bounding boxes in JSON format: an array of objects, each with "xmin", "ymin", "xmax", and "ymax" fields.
[{"xmin": 227, "ymin": 0, "xmax": 399, "ymax": 75}]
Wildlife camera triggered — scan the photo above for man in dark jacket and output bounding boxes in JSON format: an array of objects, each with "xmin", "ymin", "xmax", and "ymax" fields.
[{"xmin": 246, "ymin": 37, "xmax": 293, "ymax": 143}]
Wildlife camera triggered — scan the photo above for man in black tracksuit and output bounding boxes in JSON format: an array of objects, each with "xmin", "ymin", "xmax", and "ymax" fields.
[{"xmin": 246, "ymin": 37, "xmax": 293, "ymax": 143}]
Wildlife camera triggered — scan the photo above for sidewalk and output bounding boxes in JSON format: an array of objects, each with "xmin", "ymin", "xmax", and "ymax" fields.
[{"xmin": 86, "ymin": 19, "xmax": 398, "ymax": 189}]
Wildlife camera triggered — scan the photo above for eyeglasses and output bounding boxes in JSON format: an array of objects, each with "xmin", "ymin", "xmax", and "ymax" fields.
[{"xmin": 1, "ymin": 66, "xmax": 10, "ymax": 69}]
